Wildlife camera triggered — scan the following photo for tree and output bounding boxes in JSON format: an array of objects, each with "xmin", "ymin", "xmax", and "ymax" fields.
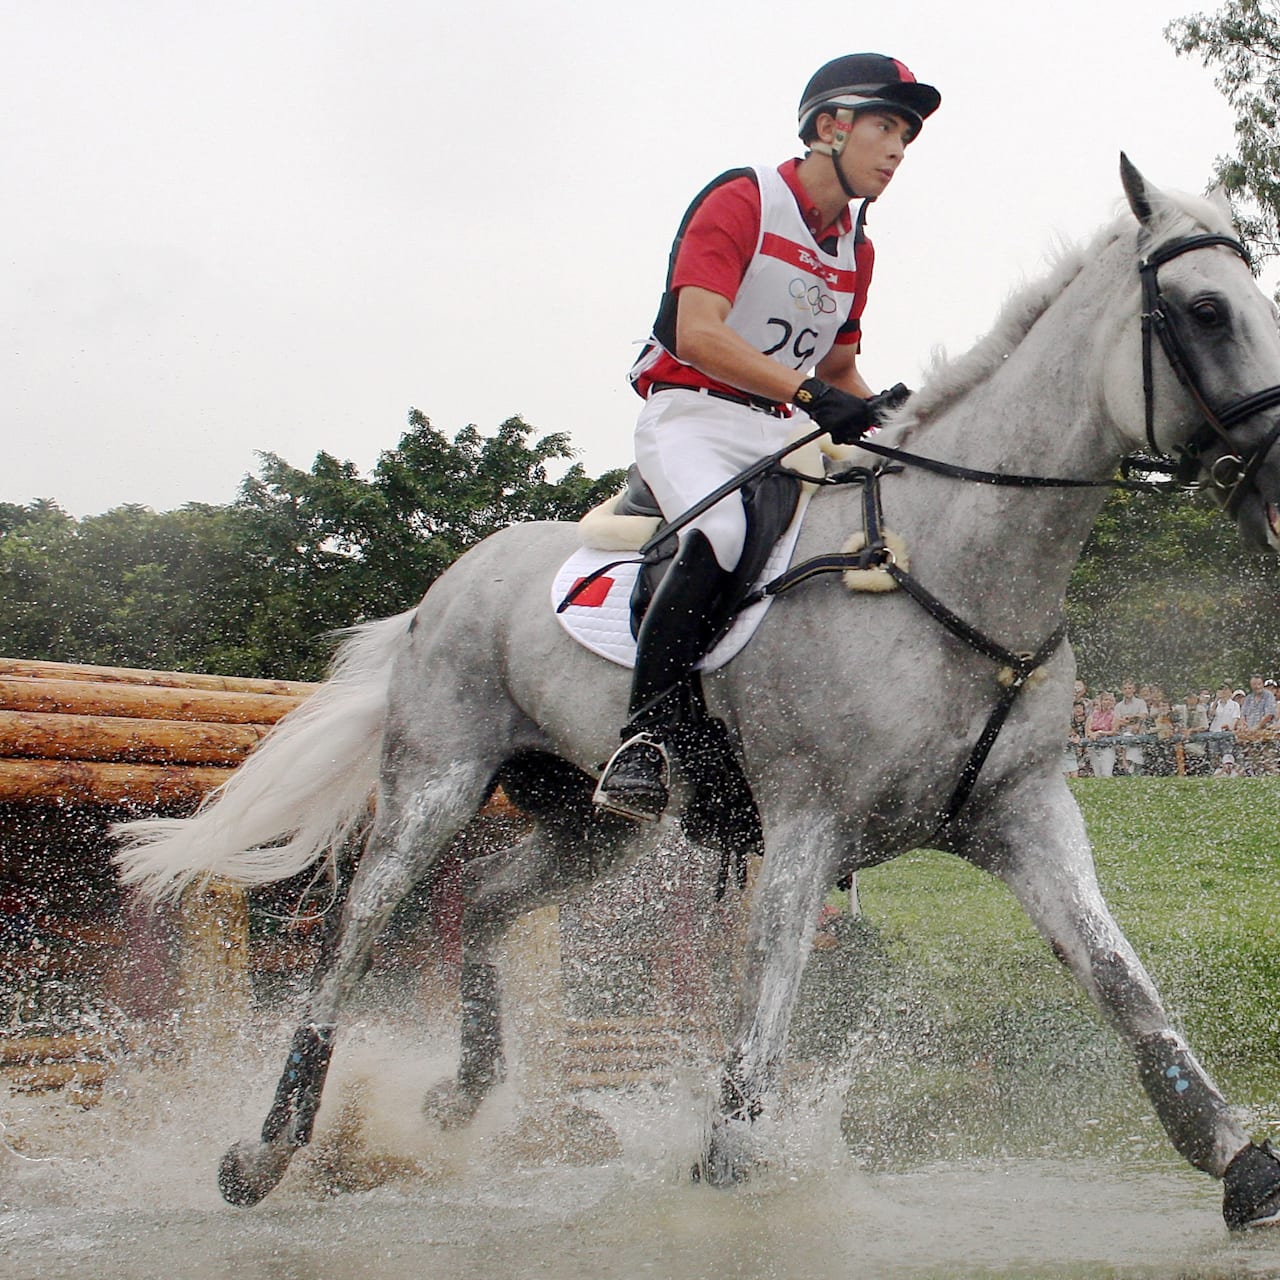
[
  {"xmin": 0, "ymin": 415, "xmax": 626, "ymax": 681},
  {"xmin": 233, "ymin": 412, "xmax": 627, "ymax": 674},
  {"xmin": 1066, "ymin": 486, "xmax": 1280, "ymax": 693},
  {"xmin": 0, "ymin": 501, "xmax": 280, "ymax": 673},
  {"xmin": 1167, "ymin": 0, "xmax": 1280, "ymax": 264}
]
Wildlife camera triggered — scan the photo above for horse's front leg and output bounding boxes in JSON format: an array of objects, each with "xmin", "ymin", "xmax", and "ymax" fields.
[
  {"xmin": 704, "ymin": 813, "xmax": 836, "ymax": 1185},
  {"xmin": 962, "ymin": 781, "xmax": 1280, "ymax": 1230}
]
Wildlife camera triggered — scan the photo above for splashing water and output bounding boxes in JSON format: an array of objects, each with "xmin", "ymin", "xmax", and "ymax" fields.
[{"xmin": 4, "ymin": 1007, "xmax": 1280, "ymax": 1280}]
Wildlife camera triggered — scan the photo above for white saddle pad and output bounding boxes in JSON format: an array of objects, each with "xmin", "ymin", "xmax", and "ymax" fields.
[{"xmin": 551, "ymin": 493, "xmax": 811, "ymax": 672}]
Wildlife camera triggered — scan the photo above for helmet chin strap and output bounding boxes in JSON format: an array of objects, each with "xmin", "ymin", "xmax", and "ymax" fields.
[
  {"xmin": 830, "ymin": 149, "xmax": 862, "ymax": 203},
  {"xmin": 811, "ymin": 107, "xmax": 867, "ymax": 204}
]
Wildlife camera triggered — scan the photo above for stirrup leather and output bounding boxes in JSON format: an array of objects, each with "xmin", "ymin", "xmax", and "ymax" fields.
[{"xmin": 593, "ymin": 732, "xmax": 670, "ymax": 822}]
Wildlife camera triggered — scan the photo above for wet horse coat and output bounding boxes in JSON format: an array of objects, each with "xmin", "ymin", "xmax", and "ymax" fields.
[{"xmin": 117, "ymin": 161, "xmax": 1280, "ymax": 1226}]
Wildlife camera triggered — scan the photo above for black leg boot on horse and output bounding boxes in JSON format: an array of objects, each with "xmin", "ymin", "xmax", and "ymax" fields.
[{"xmin": 594, "ymin": 529, "xmax": 731, "ymax": 821}]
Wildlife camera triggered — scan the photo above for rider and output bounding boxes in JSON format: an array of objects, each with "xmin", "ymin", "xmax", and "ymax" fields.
[{"xmin": 593, "ymin": 53, "xmax": 941, "ymax": 821}]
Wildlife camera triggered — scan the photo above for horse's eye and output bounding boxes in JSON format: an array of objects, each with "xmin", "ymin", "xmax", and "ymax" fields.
[{"xmin": 1190, "ymin": 299, "xmax": 1223, "ymax": 327}]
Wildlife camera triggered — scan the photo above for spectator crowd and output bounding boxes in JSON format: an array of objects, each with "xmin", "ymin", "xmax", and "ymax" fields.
[{"xmin": 1066, "ymin": 676, "xmax": 1279, "ymax": 778}]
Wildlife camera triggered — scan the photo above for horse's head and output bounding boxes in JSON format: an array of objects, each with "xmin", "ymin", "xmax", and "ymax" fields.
[{"xmin": 1107, "ymin": 155, "xmax": 1280, "ymax": 554}]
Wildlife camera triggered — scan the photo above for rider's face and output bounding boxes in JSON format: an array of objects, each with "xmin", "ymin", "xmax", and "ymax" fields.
[{"xmin": 836, "ymin": 110, "xmax": 913, "ymax": 198}]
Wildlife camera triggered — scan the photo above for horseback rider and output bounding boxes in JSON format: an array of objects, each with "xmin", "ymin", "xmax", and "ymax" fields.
[{"xmin": 593, "ymin": 53, "xmax": 941, "ymax": 822}]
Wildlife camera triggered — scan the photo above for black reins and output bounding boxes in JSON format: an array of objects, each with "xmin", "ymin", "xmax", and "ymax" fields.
[{"xmin": 1140, "ymin": 232, "xmax": 1280, "ymax": 513}]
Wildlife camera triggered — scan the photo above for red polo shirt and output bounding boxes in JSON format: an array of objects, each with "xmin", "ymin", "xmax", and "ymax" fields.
[{"xmin": 633, "ymin": 159, "xmax": 873, "ymax": 400}]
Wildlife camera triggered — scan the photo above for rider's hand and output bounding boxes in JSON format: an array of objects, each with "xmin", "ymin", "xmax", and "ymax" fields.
[{"xmin": 792, "ymin": 378, "xmax": 872, "ymax": 445}]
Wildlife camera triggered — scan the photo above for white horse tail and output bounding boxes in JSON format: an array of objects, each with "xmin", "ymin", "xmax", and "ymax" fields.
[{"xmin": 113, "ymin": 610, "xmax": 414, "ymax": 904}]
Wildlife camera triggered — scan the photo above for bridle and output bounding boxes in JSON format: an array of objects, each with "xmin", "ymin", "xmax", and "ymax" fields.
[{"xmin": 1139, "ymin": 231, "xmax": 1280, "ymax": 515}]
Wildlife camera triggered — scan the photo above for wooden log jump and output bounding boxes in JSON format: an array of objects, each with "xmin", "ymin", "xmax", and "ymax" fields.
[
  {"xmin": 0, "ymin": 658, "xmax": 314, "ymax": 1090},
  {"xmin": 0, "ymin": 759, "xmax": 235, "ymax": 807},
  {"xmin": 0, "ymin": 659, "xmax": 316, "ymax": 808},
  {"xmin": 0, "ymin": 658, "xmax": 314, "ymax": 697},
  {"xmin": 0, "ymin": 677, "xmax": 306, "ymax": 727},
  {"xmin": 0, "ymin": 711, "xmax": 270, "ymax": 766}
]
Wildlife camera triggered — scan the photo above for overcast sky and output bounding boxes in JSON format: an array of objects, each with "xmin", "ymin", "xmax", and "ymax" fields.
[{"xmin": 2, "ymin": 0, "xmax": 1257, "ymax": 517}]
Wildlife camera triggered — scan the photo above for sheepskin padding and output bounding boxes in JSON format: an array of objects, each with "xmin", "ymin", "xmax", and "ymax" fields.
[
  {"xmin": 840, "ymin": 529, "xmax": 909, "ymax": 593},
  {"xmin": 577, "ymin": 497, "xmax": 660, "ymax": 552}
]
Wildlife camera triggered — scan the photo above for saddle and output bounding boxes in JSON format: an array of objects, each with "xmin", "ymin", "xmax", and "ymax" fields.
[{"xmin": 622, "ymin": 463, "xmax": 802, "ymax": 640}]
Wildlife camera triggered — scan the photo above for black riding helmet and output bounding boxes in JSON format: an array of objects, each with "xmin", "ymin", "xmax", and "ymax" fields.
[{"xmin": 799, "ymin": 53, "xmax": 940, "ymax": 200}]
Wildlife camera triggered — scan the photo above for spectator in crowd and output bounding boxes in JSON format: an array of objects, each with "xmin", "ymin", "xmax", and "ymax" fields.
[
  {"xmin": 1073, "ymin": 679, "xmax": 1091, "ymax": 716},
  {"xmin": 1204, "ymin": 681, "xmax": 1242, "ymax": 769},
  {"xmin": 1086, "ymin": 691, "xmax": 1118, "ymax": 777},
  {"xmin": 1209, "ymin": 683, "xmax": 1242, "ymax": 731},
  {"xmin": 1147, "ymin": 698, "xmax": 1179, "ymax": 775},
  {"xmin": 1214, "ymin": 752, "xmax": 1242, "ymax": 777},
  {"xmin": 1237, "ymin": 674, "xmax": 1278, "ymax": 775},
  {"xmin": 1178, "ymin": 692, "xmax": 1211, "ymax": 776},
  {"xmin": 1113, "ymin": 679, "xmax": 1150, "ymax": 776},
  {"xmin": 1064, "ymin": 702, "xmax": 1090, "ymax": 777},
  {"xmin": 1241, "ymin": 674, "xmax": 1277, "ymax": 730}
]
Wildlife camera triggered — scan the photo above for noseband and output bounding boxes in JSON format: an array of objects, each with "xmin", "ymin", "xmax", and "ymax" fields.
[{"xmin": 1140, "ymin": 232, "xmax": 1280, "ymax": 514}]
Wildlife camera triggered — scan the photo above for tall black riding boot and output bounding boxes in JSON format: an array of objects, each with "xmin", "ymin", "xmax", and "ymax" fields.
[{"xmin": 594, "ymin": 530, "xmax": 732, "ymax": 821}]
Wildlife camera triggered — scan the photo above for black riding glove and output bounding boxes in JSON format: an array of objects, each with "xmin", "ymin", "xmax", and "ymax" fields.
[{"xmin": 793, "ymin": 378, "xmax": 872, "ymax": 445}]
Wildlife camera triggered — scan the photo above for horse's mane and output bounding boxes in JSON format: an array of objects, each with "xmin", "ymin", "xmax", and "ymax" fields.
[{"xmin": 887, "ymin": 188, "xmax": 1236, "ymax": 437}]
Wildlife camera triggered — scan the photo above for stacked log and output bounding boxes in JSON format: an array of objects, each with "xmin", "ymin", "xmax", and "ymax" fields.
[
  {"xmin": 0, "ymin": 658, "xmax": 315, "ymax": 808},
  {"xmin": 560, "ymin": 1017, "xmax": 715, "ymax": 1089}
]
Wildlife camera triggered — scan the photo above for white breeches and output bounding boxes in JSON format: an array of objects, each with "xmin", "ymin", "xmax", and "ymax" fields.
[{"xmin": 634, "ymin": 389, "xmax": 794, "ymax": 571}]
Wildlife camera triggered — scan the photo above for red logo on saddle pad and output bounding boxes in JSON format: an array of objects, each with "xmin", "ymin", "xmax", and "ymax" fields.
[{"xmin": 568, "ymin": 575, "xmax": 615, "ymax": 608}]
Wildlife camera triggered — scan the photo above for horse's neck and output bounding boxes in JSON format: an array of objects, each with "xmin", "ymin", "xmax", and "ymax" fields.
[{"xmin": 867, "ymin": 253, "xmax": 1128, "ymax": 646}]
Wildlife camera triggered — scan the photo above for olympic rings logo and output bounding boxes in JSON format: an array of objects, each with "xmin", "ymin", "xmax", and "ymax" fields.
[{"xmin": 789, "ymin": 277, "xmax": 837, "ymax": 317}]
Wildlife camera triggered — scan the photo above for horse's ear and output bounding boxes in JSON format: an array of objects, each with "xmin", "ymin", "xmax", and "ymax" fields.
[{"xmin": 1120, "ymin": 152, "xmax": 1155, "ymax": 226}]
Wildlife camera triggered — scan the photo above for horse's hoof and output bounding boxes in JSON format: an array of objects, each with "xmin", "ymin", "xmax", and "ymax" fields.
[
  {"xmin": 700, "ymin": 1116, "xmax": 762, "ymax": 1188},
  {"xmin": 218, "ymin": 1139, "xmax": 294, "ymax": 1207},
  {"xmin": 421, "ymin": 1079, "xmax": 483, "ymax": 1130},
  {"xmin": 1225, "ymin": 1141, "xmax": 1280, "ymax": 1229}
]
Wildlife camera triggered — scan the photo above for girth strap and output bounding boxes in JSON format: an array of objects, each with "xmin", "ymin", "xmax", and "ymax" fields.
[{"xmin": 921, "ymin": 608, "xmax": 1069, "ymax": 828}]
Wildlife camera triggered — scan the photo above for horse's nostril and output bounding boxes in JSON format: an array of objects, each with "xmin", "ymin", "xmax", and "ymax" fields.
[{"xmin": 1269, "ymin": 503, "xmax": 1280, "ymax": 538}]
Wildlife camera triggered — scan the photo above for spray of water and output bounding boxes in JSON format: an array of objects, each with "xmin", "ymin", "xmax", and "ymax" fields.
[{"xmin": 5, "ymin": 992, "xmax": 1280, "ymax": 1280}]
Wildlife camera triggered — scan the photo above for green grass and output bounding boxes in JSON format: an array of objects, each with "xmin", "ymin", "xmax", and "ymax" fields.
[{"xmin": 793, "ymin": 779, "xmax": 1280, "ymax": 1164}]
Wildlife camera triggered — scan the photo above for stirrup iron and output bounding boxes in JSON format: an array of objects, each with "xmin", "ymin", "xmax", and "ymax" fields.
[{"xmin": 593, "ymin": 732, "xmax": 670, "ymax": 822}]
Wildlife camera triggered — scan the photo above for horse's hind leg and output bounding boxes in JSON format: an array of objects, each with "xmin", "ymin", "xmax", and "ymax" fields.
[
  {"xmin": 423, "ymin": 752, "xmax": 650, "ymax": 1127},
  {"xmin": 218, "ymin": 758, "xmax": 495, "ymax": 1207},
  {"xmin": 964, "ymin": 783, "xmax": 1280, "ymax": 1229}
]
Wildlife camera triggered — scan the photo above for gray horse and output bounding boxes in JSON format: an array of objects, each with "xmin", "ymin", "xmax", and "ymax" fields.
[{"xmin": 117, "ymin": 158, "xmax": 1280, "ymax": 1228}]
